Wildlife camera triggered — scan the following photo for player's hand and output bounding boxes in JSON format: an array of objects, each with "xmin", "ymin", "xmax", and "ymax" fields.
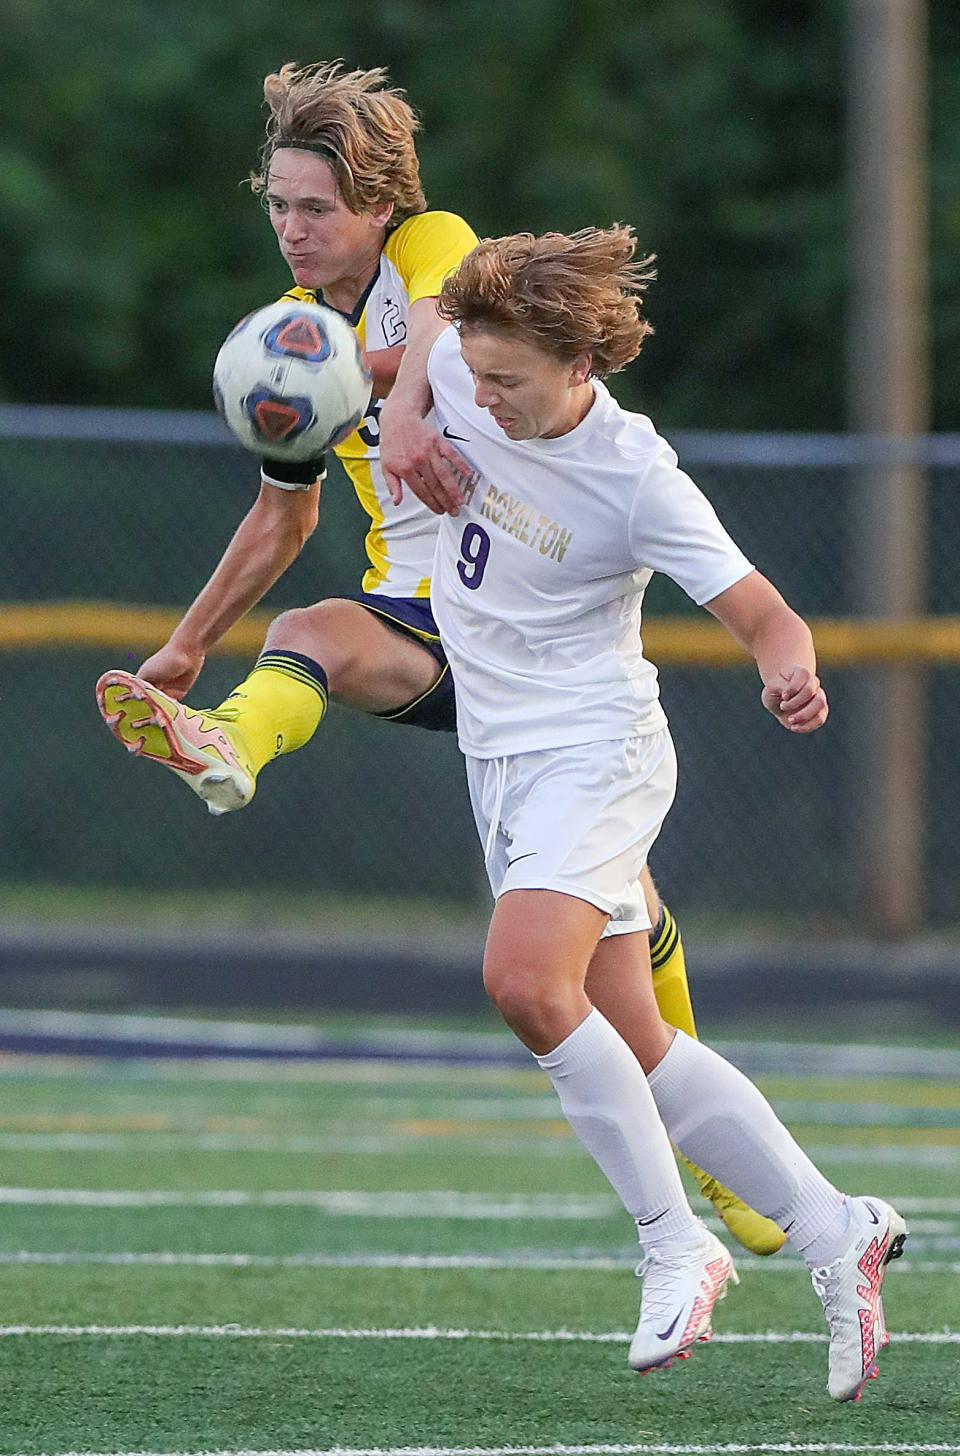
[
  {"xmin": 761, "ymin": 665, "xmax": 829, "ymax": 733},
  {"xmin": 137, "ymin": 641, "xmax": 206, "ymax": 700},
  {"xmin": 380, "ymin": 407, "xmax": 472, "ymax": 516}
]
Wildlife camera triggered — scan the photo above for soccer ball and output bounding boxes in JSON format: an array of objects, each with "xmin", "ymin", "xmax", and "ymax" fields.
[{"xmin": 212, "ymin": 300, "xmax": 372, "ymax": 461}]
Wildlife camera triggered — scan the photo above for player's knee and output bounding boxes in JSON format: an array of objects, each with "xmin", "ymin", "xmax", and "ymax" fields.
[
  {"xmin": 268, "ymin": 606, "xmax": 311, "ymax": 644},
  {"xmin": 266, "ymin": 602, "xmax": 355, "ymax": 688},
  {"xmin": 483, "ymin": 963, "xmax": 567, "ymax": 1044}
]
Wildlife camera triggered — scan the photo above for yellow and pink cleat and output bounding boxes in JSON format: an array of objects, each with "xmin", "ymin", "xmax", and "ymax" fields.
[{"xmin": 96, "ymin": 670, "xmax": 255, "ymax": 816}]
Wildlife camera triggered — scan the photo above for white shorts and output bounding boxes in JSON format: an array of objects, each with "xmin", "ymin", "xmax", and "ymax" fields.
[{"xmin": 466, "ymin": 729, "xmax": 677, "ymax": 937}]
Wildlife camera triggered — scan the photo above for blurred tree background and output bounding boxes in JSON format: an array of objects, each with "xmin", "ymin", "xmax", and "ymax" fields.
[{"xmin": 2, "ymin": 0, "xmax": 957, "ymax": 431}]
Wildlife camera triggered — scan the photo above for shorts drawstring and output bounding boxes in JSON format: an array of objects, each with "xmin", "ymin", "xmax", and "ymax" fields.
[{"xmin": 484, "ymin": 755, "xmax": 508, "ymax": 868}]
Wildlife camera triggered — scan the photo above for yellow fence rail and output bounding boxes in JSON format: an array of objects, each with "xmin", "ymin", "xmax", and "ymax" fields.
[{"xmin": 5, "ymin": 602, "xmax": 960, "ymax": 666}]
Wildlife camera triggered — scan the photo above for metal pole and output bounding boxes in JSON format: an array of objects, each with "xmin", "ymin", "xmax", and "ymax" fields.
[{"xmin": 847, "ymin": 0, "xmax": 929, "ymax": 935}]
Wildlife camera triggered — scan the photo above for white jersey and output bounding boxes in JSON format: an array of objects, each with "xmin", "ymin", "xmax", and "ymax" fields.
[{"xmin": 427, "ymin": 326, "xmax": 754, "ymax": 758}]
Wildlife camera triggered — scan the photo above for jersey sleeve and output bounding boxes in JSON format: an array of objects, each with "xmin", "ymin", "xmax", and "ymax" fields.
[
  {"xmin": 628, "ymin": 442, "xmax": 755, "ymax": 605},
  {"xmin": 386, "ymin": 212, "xmax": 479, "ymax": 304}
]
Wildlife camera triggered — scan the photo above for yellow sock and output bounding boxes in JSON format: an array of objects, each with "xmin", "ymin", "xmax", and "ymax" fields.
[
  {"xmin": 209, "ymin": 650, "xmax": 327, "ymax": 777},
  {"xmin": 650, "ymin": 904, "xmax": 698, "ymax": 1038}
]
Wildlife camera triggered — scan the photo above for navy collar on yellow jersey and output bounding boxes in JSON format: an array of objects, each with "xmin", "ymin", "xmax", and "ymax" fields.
[{"xmin": 322, "ymin": 263, "xmax": 381, "ymax": 330}]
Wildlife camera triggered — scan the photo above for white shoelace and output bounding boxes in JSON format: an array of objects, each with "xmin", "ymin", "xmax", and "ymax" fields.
[
  {"xmin": 635, "ymin": 1245, "xmax": 701, "ymax": 1322},
  {"xmin": 810, "ymin": 1261, "xmax": 843, "ymax": 1325}
]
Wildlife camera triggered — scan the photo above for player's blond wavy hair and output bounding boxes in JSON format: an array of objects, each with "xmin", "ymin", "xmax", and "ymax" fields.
[
  {"xmin": 251, "ymin": 60, "xmax": 426, "ymax": 230},
  {"xmin": 437, "ymin": 226, "xmax": 655, "ymax": 377}
]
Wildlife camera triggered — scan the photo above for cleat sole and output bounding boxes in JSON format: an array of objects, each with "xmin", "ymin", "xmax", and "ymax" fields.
[
  {"xmin": 636, "ymin": 1342, "xmax": 697, "ymax": 1375},
  {"xmin": 96, "ymin": 670, "xmax": 255, "ymax": 813}
]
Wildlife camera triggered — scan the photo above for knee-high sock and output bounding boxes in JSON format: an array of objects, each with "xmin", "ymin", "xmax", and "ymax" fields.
[
  {"xmin": 647, "ymin": 1030, "xmax": 848, "ymax": 1262},
  {"xmin": 211, "ymin": 650, "xmax": 327, "ymax": 775},
  {"xmin": 650, "ymin": 905, "xmax": 698, "ymax": 1039},
  {"xmin": 535, "ymin": 1009, "xmax": 701, "ymax": 1248}
]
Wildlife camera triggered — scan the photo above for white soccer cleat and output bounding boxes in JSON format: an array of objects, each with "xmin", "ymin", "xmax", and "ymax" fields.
[
  {"xmin": 628, "ymin": 1226, "xmax": 738, "ymax": 1373},
  {"xmin": 810, "ymin": 1194, "xmax": 907, "ymax": 1402}
]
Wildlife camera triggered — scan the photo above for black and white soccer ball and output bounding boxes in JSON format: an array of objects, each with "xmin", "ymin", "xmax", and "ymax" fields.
[{"xmin": 213, "ymin": 300, "xmax": 372, "ymax": 461}]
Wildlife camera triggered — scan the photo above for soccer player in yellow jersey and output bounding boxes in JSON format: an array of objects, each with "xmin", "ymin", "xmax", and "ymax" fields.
[{"xmin": 95, "ymin": 59, "xmax": 781, "ymax": 1257}]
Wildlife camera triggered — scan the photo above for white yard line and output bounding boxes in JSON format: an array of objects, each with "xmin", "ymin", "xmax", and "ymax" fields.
[
  {"xmin": 0, "ymin": 1187, "xmax": 957, "ymax": 1219},
  {"xmin": 2, "ymin": 1131, "xmax": 960, "ymax": 1169},
  {"xmin": 0, "ymin": 1249, "xmax": 955, "ymax": 1273},
  {"xmin": 0, "ymin": 1323, "xmax": 955, "ymax": 1344},
  {"xmin": 28, "ymin": 1445, "xmax": 960, "ymax": 1456},
  {"xmin": 0, "ymin": 1134, "xmax": 579, "ymax": 1157},
  {"xmin": 0, "ymin": 1187, "xmax": 616, "ymax": 1218}
]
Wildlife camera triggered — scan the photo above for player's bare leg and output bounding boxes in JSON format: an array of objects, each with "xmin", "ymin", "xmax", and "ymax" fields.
[
  {"xmin": 263, "ymin": 599, "xmax": 440, "ymax": 712},
  {"xmin": 638, "ymin": 865, "xmax": 786, "ymax": 1256},
  {"xmin": 97, "ymin": 600, "xmax": 442, "ymax": 814},
  {"xmin": 483, "ymin": 890, "xmax": 736, "ymax": 1371}
]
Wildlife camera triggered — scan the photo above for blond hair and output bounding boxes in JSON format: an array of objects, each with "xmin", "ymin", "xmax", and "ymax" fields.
[
  {"xmin": 438, "ymin": 226, "xmax": 655, "ymax": 377},
  {"xmin": 251, "ymin": 60, "xmax": 426, "ymax": 230}
]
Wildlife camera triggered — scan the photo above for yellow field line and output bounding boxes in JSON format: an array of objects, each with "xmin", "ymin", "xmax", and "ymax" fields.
[{"xmin": 3, "ymin": 602, "xmax": 960, "ymax": 666}]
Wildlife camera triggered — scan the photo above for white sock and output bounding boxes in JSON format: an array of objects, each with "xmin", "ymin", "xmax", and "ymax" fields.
[
  {"xmin": 535, "ymin": 1009, "xmax": 701, "ymax": 1249},
  {"xmin": 647, "ymin": 1030, "xmax": 846, "ymax": 1264}
]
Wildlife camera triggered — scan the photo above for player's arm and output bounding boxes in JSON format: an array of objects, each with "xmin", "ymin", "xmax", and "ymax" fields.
[
  {"xmin": 137, "ymin": 474, "xmax": 321, "ymax": 700},
  {"xmin": 362, "ymin": 344, "xmax": 404, "ymax": 399},
  {"xmin": 377, "ymin": 296, "xmax": 470, "ymax": 515},
  {"xmin": 704, "ymin": 570, "xmax": 829, "ymax": 733}
]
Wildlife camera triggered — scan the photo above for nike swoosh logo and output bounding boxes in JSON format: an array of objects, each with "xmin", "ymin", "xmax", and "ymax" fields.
[
  {"xmin": 656, "ymin": 1312, "xmax": 682, "ymax": 1341},
  {"xmin": 506, "ymin": 852, "xmax": 537, "ymax": 868},
  {"xmin": 442, "ymin": 426, "xmax": 469, "ymax": 442},
  {"xmin": 636, "ymin": 1208, "xmax": 669, "ymax": 1226},
  {"xmin": 865, "ymin": 1202, "xmax": 880, "ymax": 1225}
]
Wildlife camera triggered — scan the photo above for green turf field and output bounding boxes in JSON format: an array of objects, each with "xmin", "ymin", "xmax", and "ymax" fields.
[{"xmin": 0, "ymin": 1041, "xmax": 956, "ymax": 1455}]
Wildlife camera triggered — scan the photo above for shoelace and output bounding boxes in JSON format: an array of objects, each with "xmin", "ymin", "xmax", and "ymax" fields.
[
  {"xmin": 635, "ymin": 1246, "xmax": 699, "ymax": 1322},
  {"xmin": 810, "ymin": 1259, "xmax": 844, "ymax": 1330}
]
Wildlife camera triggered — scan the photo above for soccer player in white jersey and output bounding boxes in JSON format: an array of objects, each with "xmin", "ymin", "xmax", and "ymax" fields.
[
  {"xmin": 93, "ymin": 60, "xmax": 782, "ymax": 1259},
  {"xmin": 410, "ymin": 225, "xmax": 907, "ymax": 1398}
]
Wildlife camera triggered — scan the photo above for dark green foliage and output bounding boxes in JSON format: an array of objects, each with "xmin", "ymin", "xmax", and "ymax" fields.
[{"xmin": 1, "ymin": 1, "xmax": 956, "ymax": 426}]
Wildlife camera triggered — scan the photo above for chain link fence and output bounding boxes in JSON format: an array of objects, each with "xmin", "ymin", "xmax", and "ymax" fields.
[{"xmin": 3, "ymin": 408, "xmax": 958, "ymax": 927}]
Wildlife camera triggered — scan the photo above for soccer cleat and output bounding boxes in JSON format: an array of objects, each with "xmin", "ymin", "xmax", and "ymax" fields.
[
  {"xmin": 628, "ymin": 1226, "xmax": 738, "ymax": 1372},
  {"xmin": 682, "ymin": 1156, "xmax": 786, "ymax": 1256},
  {"xmin": 96, "ymin": 670, "xmax": 256, "ymax": 816},
  {"xmin": 810, "ymin": 1194, "xmax": 907, "ymax": 1402}
]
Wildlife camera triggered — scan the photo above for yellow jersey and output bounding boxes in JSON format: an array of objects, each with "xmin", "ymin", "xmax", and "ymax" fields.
[{"xmin": 283, "ymin": 209, "xmax": 478, "ymax": 597}]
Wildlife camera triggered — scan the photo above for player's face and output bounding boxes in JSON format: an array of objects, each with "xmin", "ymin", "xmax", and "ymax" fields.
[
  {"xmin": 459, "ymin": 328, "xmax": 593, "ymax": 441},
  {"xmin": 264, "ymin": 149, "xmax": 392, "ymax": 295}
]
